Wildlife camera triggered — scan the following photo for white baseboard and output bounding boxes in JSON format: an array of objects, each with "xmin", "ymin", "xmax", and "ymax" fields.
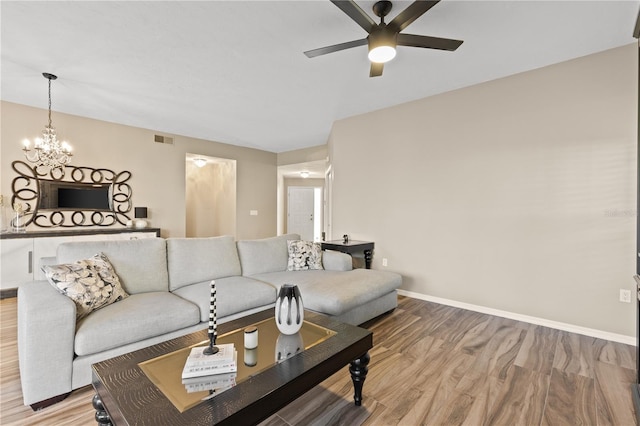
[{"xmin": 397, "ymin": 289, "xmax": 636, "ymax": 346}]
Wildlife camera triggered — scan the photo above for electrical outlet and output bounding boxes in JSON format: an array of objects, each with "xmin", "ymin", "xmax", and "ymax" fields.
[
  {"xmin": 382, "ymin": 258, "xmax": 388, "ymax": 267},
  {"xmin": 620, "ymin": 289, "xmax": 631, "ymax": 303}
]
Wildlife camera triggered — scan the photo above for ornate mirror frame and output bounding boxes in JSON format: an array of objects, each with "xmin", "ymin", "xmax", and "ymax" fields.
[{"xmin": 11, "ymin": 160, "xmax": 132, "ymax": 228}]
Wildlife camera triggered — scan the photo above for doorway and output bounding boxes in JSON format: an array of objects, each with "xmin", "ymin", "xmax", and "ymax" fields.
[
  {"xmin": 185, "ymin": 154, "xmax": 237, "ymax": 238},
  {"xmin": 277, "ymin": 160, "xmax": 327, "ymax": 239}
]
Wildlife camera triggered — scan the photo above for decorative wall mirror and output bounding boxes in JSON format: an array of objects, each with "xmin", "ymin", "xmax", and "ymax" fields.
[{"xmin": 11, "ymin": 160, "xmax": 132, "ymax": 228}]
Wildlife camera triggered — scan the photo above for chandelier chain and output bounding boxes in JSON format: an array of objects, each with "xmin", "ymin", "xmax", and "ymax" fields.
[{"xmin": 48, "ymin": 77, "xmax": 52, "ymax": 128}]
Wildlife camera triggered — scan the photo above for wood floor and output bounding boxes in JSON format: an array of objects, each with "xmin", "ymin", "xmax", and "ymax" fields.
[{"xmin": 0, "ymin": 296, "xmax": 637, "ymax": 425}]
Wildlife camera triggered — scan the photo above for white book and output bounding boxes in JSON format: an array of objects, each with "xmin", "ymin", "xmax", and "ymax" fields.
[
  {"xmin": 184, "ymin": 343, "xmax": 235, "ymax": 367},
  {"xmin": 183, "ymin": 350, "xmax": 237, "ymax": 373},
  {"xmin": 182, "ymin": 371, "xmax": 237, "ymax": 386},
  {"xmin": 181, "ymin": 351, "xmax": 237, "ymax": 379},
  {"xmin": 199, "ymin": 384, "xmax": 235, "ymax": 398}
]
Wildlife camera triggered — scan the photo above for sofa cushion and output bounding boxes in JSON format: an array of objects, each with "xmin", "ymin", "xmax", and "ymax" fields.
[
  {"xmin": 57, "ymin": 238, "xmax": 168, "ymax": 294},
  {"xmin": 172, "ymin": 276, "xmax": 277, "ymax": 322},
  {"xmin": 43, "ymin": 253, "xmax": 129, "ymax": 321},
  {"xmin": 237, "ymin": 234, "xmax": 300, "ymax": 276},
  {"xmin": 74, "ymin": 292, "xmax": 200, "ymax": 356},
  {"xmin": 167, "ymin": 236, "xmax": 242, "ymax": 291},
  {"xmin": 321, "ymin": 250, "xmax": 353, "ymax": 272},
  {"xmin": 249, "ymin": 269, "xmax": 402, "ymax": 316},
  {"xmin": 287, "ymin": 240, "xmax": 323, "ymax": 271}
]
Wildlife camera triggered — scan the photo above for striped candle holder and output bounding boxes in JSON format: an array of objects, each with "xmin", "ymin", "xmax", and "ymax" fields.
[{"xmin": 203, "ymin": 280, "xmax": 219, "ymax": 355}]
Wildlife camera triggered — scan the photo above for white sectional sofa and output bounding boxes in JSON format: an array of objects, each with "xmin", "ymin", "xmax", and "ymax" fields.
[{"xmin": 17, "ymin": 233, "xmax": 402, "ymax": 409}]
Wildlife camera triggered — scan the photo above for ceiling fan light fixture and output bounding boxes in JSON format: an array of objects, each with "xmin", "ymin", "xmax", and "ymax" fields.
[
  {"xmin": 368, "ymin": 45, "xmax": 396, "ymax": 63},
  {"xmin": 367, "ymin": 27, "xmax": 397, "ymax": 64}
]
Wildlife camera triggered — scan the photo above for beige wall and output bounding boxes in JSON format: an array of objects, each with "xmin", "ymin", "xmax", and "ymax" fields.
[
  {"xmin": 329, "ymin": 44, "xmax": 637, "ymax": 337},
  {"xmin": 1, "ymin": 101, "xmax": 277, "ymax": 239},
  {"xmin": 277, "ymin": 145, "xmax": 327, "ymax": 166}
]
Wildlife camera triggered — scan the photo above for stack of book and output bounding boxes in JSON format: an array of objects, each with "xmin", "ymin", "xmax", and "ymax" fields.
[{"xmin": 181, "ymin": 343, "xmax": 237, "ymax": 393}]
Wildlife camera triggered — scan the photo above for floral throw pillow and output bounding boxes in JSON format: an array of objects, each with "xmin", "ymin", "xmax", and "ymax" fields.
[
  {"xmin": 43, "ymin": 253, "xmax": 129, "ymax": 321},
  {"xmin": 287, "ymin": 240, "xmax": 323, "ymax": 271}
]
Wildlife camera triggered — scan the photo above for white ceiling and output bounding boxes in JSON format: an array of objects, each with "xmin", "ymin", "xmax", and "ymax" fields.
[{"xmin": 1, "ymin": 1, "xmax": 638, "ymax": 154}]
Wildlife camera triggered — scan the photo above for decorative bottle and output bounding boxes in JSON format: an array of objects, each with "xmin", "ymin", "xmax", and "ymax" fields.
[
  {"xmin": 275, "ymin": 284, "xmax": 304, "ymax": 335},
  {"xmin": 0, "ymin": 195, "xmax": 8, "ymax": 233}
]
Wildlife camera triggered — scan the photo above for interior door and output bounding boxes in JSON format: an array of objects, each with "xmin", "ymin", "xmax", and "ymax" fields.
[{"xmin": 287, "ymin": 187, "xmax": 314, "ymax": 241}]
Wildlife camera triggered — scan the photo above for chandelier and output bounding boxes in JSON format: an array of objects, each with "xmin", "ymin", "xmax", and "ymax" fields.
[{"xmin": 22, "ymin": 73, "xmax": 72, "ymax": 171}]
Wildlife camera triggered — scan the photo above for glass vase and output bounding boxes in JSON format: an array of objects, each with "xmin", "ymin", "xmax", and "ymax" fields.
[
  {"xmin": 11, "ymin": 211, "xmax": 25, "ymax": 233},
  {"xmin": 0, "ymin": 199, "xmax": 8, "ymax": 233}
]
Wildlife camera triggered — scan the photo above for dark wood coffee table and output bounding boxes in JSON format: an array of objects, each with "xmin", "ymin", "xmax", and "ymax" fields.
[{"xmin": 91, "ymin": 309, "xmax": 372, "ymax": 425}]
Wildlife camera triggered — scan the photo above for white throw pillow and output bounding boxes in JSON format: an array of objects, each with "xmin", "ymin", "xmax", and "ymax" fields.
[
  {"xmin": 287, "ymin": 240, "xmax": 323, "ymax": 271},
  {"xmin": 43, "ymin": 252, "xmax": 129, "ymax": 320}
]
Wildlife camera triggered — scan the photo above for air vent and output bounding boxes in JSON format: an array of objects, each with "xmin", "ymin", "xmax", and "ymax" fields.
[{"xmin": 154, "ymin": 135, "xmax": 174, "ymax": 145}]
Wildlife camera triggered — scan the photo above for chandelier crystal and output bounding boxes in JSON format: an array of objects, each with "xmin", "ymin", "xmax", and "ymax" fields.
[{"xmin": 22, "ymin": 73, "xmax": 72, "ymax": 171}]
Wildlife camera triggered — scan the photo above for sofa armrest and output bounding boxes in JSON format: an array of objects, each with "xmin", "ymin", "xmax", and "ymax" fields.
[
  {"xmin": 322, "ymin": 250, "xmax": 353, "ymax": 271},
  {"xmin": 18, "ymin": 280, "xmax": 76, "ymax": 406}
]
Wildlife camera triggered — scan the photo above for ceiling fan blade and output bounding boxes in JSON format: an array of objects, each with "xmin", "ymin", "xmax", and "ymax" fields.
[
  {"xmin": 304, "ymin": 38, "xmax": 367, "ymax": 58},
  {"xmin": 370, "ymin": 62, "xmax": 384, "ymax": 78},
  {"xmin": 389, "ymin": 1, "xmax": 440, "ymax": 32},
  {"xmin": 330, "ymin": 0, "xmax": 376, "ymax": 33},
  {"xmin": 397, "ymin": 33, "xmax": 463, "ymax": 51}
]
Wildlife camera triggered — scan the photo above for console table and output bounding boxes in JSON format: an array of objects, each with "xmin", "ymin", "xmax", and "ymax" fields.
[{"xmin": 321, "ymin": 240, "xmax": 374, "ymax": 269}]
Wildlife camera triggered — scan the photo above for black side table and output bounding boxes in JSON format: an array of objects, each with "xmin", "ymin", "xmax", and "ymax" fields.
[{"xmin": 321, "ymin": 240, "xmax": 375, "ymax": 269}]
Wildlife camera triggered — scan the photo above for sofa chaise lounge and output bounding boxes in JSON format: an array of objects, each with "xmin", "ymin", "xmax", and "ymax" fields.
[{"xmin": 17, "ymin": 233, "xmax": 402, "ymax": 409}]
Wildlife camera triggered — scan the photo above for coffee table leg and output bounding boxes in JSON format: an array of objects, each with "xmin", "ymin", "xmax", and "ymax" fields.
[
  {"xmin": 349, "ymin": 352, "xmax": 370, "ymax": 406},
  {"xmin": 92, "ymin": 394, "xmax": 113, "ymax": 426}
]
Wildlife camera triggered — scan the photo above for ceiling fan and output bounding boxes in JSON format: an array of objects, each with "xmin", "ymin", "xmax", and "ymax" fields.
[{"xmin": 304, "ymin": 0, "xmax": 463, "ymax": 77}]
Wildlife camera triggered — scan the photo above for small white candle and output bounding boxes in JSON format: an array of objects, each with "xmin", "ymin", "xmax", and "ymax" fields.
[{"xmin": 244, "ymin": 326, "xmax": 258, "ymax": 349}]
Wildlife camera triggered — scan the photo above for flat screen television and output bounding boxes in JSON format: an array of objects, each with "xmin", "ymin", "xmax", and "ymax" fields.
[{"xmin": 38, "ymin": 180, "xmax": 111, "ymax": 211}]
